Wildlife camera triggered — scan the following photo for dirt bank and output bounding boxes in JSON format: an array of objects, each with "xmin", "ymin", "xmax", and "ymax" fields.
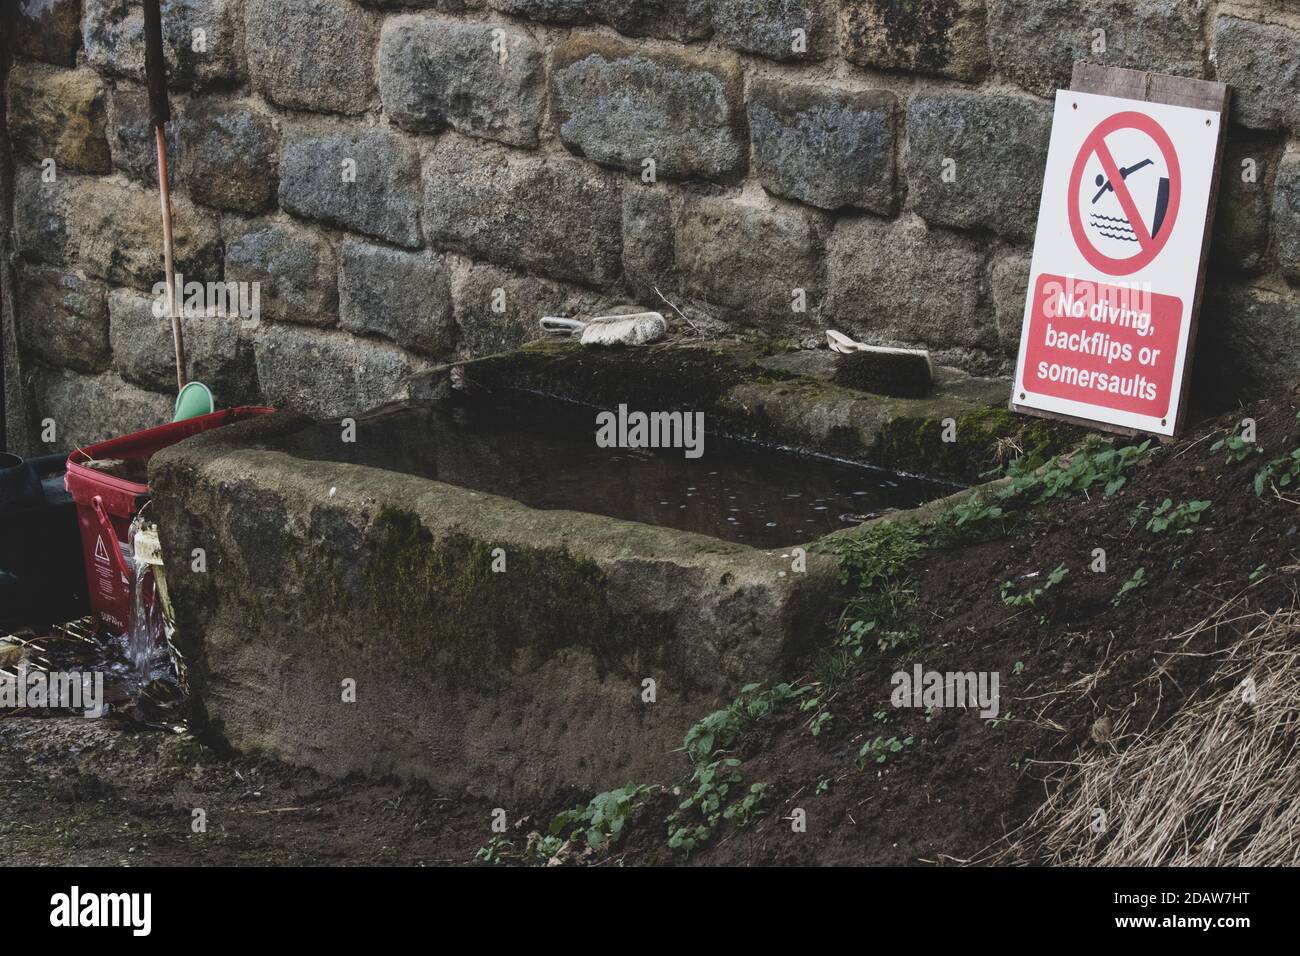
[{"xmin": 486, "ymin": 386, "xmax": 1300, "ymax": 866}]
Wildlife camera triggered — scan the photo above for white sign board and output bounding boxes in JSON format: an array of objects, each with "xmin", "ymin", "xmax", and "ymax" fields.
[{"xmin": 1012, "ymin": 90, "xmax": 1222, "ymax": 437}]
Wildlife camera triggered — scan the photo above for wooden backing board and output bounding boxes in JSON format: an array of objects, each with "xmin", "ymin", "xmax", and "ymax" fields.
[{"xmin": 1008, "ymin": 63, "xmax": 1230, "ymax": 441}]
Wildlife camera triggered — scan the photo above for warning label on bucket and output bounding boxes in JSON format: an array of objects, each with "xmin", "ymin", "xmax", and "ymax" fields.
[
  {"xmin": 1012, "ymin": 89, "xmax": 1222, "ymax": 436},
  {"xmin": 92, "ymin": 533, "xmax": 131, "ymax": 606}
]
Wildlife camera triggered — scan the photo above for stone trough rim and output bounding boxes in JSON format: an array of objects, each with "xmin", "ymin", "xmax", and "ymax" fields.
[{"xmin": 151, "ymin": 399, "xmax": 981, "ymax": 557}]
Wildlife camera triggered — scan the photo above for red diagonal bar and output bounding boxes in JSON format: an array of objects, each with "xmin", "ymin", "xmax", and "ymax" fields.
[{"xmin": 1093, "ymin": 138, "xmax": 1152, "ymax": 250}]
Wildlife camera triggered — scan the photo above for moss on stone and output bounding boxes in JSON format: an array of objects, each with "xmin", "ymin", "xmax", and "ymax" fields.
[
  {"xmin": 871, "ymin": 404, "xmax": 1083, "ymax": 482},
  {"xmin": 300, "ymin": 505, "xmax": 680, "ymax": 688}
]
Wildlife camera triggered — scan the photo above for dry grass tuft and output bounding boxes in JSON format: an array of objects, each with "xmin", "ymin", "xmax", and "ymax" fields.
[{"xmin": 993, "ymin": 607, "xmax": 1300, "ymax": 866}]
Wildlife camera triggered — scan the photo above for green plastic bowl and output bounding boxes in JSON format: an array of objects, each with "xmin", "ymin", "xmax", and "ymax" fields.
[{"xmin": 173, "ymin": 381, "xmax": 215, "ymax": 422}]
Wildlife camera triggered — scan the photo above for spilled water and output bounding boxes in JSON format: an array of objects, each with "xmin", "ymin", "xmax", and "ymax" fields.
[
  {"xmin": 3, "ymin": 518, "xmax": 180, "ymax": 720},
  {"xmin": 1, "ymin": 618, "xmax": 183, "ymax": 721},
  {"xmin": 265, "ymin": 393, "xmax": 957, "ymax": 547},
  {"xmin": 126, "ymin": 514, "xmax": 167, "ymax": 693}
]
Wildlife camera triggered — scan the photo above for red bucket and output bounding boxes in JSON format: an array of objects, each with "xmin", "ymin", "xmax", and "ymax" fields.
[{"xmin": 64, "ymin": 407, "xmax": 273, "ymax": 634}]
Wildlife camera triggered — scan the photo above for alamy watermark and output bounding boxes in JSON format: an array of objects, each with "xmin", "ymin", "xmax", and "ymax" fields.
[
  {"xmin": 891, "ymin": 664, "xmax": 1001, "ymax": 719},
  {"xmin": 0, "ymin": 666, "xmax": 105, "ymax": 718},
  {"xmin": 152, "ymin": 273, "xmax": 260, "ymax": 327},
  {"xmin": 50, "ymin": 887, "xmax": 151, "ymax": 936},
  {"xmin": 595, "ymin": 404, "xmax": 705, "ymax": 459}
]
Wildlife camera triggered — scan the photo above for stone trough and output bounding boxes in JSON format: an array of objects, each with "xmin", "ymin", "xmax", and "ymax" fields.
[{"xmin": 149, "ymin": 341, "xmax": 1024, "ymax": 799}]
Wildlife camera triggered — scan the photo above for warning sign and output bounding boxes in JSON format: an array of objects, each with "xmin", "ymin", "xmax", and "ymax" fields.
[{"xmin": 1013, "ymin": 88, "xmax": 1224, "ymax": 437}]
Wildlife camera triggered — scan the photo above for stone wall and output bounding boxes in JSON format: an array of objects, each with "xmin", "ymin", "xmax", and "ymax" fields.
[{"xmin": 4, "ymin": 0, "xmax": 1300, "ymax": 449}]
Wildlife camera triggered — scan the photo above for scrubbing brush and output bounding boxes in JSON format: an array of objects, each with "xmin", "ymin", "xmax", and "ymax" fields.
[{"xmin": 826, "ymin": 330, "xmax": 933, "ymax": 398}]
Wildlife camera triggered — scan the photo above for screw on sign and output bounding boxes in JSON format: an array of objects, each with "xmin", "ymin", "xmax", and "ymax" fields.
[{"xmin": 1068, "ymin": 112, "xmax": 1182, "ymax": 276}]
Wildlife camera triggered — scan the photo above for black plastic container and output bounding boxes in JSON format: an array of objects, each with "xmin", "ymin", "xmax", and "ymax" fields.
[
  {"xmin": 0, "ymin": 452, "xmax": 90, "ymax": 631},
  {"xmin": 0, "ymin": 452, "xmax": 30, "ymax": 509}
]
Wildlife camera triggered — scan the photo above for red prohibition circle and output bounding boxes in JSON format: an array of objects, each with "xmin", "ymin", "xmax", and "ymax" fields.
[{"xmin": 1067, "ymin": 111, "xmax": 1181, "ymax": 276}]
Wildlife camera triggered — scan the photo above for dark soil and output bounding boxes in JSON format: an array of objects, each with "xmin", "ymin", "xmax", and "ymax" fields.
[
  {"xmin": 4, "ymin": 388, "xmax": 1297, "ymax": 866},
  {"xmin": 0, "ymin": 717, "xmax": 494, "ymax": 865}
]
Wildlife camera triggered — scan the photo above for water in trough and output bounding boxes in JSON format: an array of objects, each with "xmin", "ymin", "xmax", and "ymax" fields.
[{"xmin": 261, "ymin": 393, "xmax": 956, "ymax": 548}]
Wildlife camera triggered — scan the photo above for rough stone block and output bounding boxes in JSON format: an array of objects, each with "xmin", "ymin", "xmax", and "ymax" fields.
[
  {"xmin": 82, "ymin": 0, "xmax": 145, "ymax": 79},
  {"xmin": 15, "ymin": 0, "xmax": 84, "ymax": 66},
  {"xmin": 252, "ymin": 324, "xmax": 431, "ymax": 418},
  {"xmin": 338, "ymin": 240, "xmax": 456, "ymax": 356},
  {"xmin": 245, "ymin": 0, "xmax": 376, "ymax": 113},
  {"xmin": 224, "ymin": 219, "xmax": 338, "ymax": 326},
  {"xmin": 487, "ymin": 0, "xmax": 594, "ymax": 23},
  {"xmin": 712, "ymin": 0, "xmax": 836, "ymax": 62},
  {"xmin": 839, "ymin": 0, "xmax": 990, "ymax": 81},
  {"xmin": 14, "ymin": 166, "xmax": 72, "ymax": 266},
  {"xmin": 989, "ymin": 251, "xmax": 1030, "ymax": 354},
  {"xmin": 905, "ymin": 92, "xmax": 1052, "ymax": 240},
  {"xmin": 553, "ymin": 36, "xmax": 746, "ymax": 182},
  {"xmin": 360, "ymin": 0, "xmax": 481, "ymax": 8},
  {"xmin": 1214, "ymin": 17, "xmax": 1300, "ymax": 133},
  {"xmin": 827, "ymin": 215, "xmax": 991, "ymax": 350},
  {"xmin": 107, "ymin": 287, "xmax": 258, "ymax": 400},
  {"xmin": 83, "ymin": 0, "xmax": 246, "ymax": 88},
  {"xmin": 29, "ymin": 367, "xmax": 174, "ymax": 446},
  {"xmin": 605, "ymin": 0, "xmax": 713, "ymax": 40},
  {"xmin": 1273, "ymin": 149, "xmax": 1300, "ymax": 285},
  {"xmin": 1197, "ymin": 281, "xmax": 1300, "ymax": 403},
  {"xmin": 987, "ymin": 0, "xmax": 1206, "ymax": 98},
  {"xmin": 423, "ymin": 138, "xmax": 623, "ymax": 286},
  {"xmin": 68, "ymin": 176, "xmax": 223, "ymax": 287},
  {"xmin": 1211, "ymin": 129, "xmax": 1281, "ymax": 275},
  {"xmin": 177, "ymin": 97, "xmax": 279, "ymax": 212},
  {"xmin": 17, "ymin": 266, "xmax": 111, "ymax": 373},
  {"xmin": 279, "ymin": 125, "xmax": 422, "ymax": 248},
  {"xmin": 622, "ymin": 187, "xmax": 679, "ymax": 302},
  {"xmin": 451, "ymin": 263, "xmax": 614, "ymax": 356},
  {"xmin": 7, "ymin": 62, "xmax": 111, "ymax": 174},
  {"xmin": 673, "ymin": 195, "xmax": 826, "ymax": 333},
  {"xmin": 488, "ymin": 0, "xmax": 713, "ymax": 42},
  {"xmin": 748, "ymin": 80, "xmax": 896, "ymax": 213},
  {"xmin": 107, "ymin": 84, "xmax": 181, "ymax": 185},
  {"xmin": 379, "ymin": 15, "xmax": 544, "ymax": 147}
]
